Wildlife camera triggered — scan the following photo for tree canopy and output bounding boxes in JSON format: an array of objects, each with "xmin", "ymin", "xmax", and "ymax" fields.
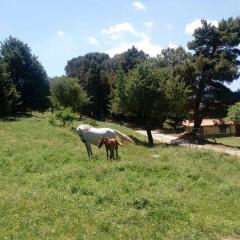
[
  {"xmin": 0, "ymin": 36, "xmax": 49, "ymax": 113},
  {"xmin": 65, "ymin": 52, "xmax": 110, "ymax": 119},
  {"xmin": 0, "ymin": 59, "xmax": 20, "ymax": 116},
  {"xmin": 156, "ymin": 47, "xmax": 190, "ymax": 68},
  {"xmin": 112, "ymin": 64, "xmax": 190, "ymax": 144},
  {"xmin": 187, "ymin": 17, "xmax": 240, "ymax": 129},
  {"xmin": 109, "ymin": 46, "xmax": 149, "ymax": 72},
  {"xmin": 50, "ymin": 76, "xmax": 90, "ymax": 115},
  {"xmin": 227, "ymin": 101, "xmax": 240, "ymax": 123}
]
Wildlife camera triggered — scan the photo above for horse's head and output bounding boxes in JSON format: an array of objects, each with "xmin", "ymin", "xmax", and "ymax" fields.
[
  {"xmin": 76, "ymin": 125, "xmax": 92, "ymax": 143},
  {"xmin": 77, "ymin": 124, "xmax": 92, "ymax": 131}
]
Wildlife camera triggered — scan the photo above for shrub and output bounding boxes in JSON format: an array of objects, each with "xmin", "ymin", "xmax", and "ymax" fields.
[
  {"xmin": 50, "ymin": 76, "xmax": 90, "ymax": 115},
  {"xmin": 49, "ymin": 107, "xmax": 77, "ymax": 127},
  {"xmin": 82, "ymin": 118, "xmax": 98, "ymax": 127},
  {"xmin": 227, "ymin": 101, "xmax": 240, "ymax": 123}
]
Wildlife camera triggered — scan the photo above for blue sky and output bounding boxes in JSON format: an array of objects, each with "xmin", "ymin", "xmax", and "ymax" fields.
[{"xmin": 0, "ymin": 0, "xmax": 239, "ymax": 90}]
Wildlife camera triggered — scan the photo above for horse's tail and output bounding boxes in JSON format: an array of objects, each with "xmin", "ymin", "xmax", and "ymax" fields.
[
  {"xmin": 114, "ymin": 130, "xmax": 134, "ymax": 143},
  {"xmin": 117, "ymin": 140, "xmax": 123, "ymax": 146}
]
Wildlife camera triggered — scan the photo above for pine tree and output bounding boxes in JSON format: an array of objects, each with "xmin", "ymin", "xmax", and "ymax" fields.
[
  {"xmin": 0, "ymin": 60, "xmax": 20, "ymax": 116},
  {"xmin": 187, "ymin": 18, "xmax": 240, "ymax": 129},
  {"xmin": 0, "ymin": 36, "xmax": 49, "ymax": 112}
]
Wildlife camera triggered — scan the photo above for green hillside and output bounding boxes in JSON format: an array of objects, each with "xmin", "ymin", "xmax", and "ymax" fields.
[{"xmin": 0, "ymin": 114, "xmax": 240, "ymax": 240}]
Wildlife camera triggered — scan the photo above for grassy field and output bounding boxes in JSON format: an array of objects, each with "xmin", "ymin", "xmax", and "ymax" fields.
[
  {"xmin": 208, "ymin": 136, "xmax": 240, "ymax": 148},
  {"xmin": 1, "ymin": 114, "xmax": 240, "ymax": 240}
]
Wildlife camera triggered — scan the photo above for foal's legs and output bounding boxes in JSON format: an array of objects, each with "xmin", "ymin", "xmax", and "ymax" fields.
[
  {"xmin": 110, "ymin": 148, "xmax": 114, "ymax": 160},
  {"xmin": 115, "ymin": 145, "xmax": 119, "ymax": 159},
  {"xmin": 105, "ymin": 146, "xmax": 109, "ymax": 159}
]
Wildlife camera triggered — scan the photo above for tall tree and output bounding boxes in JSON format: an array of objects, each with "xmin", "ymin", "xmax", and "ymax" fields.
[
  {"xmin": 156, "ymin": 47, "xmax": 190, "ymax": 67},
  {"xmin": 110, "ymin": 46, "xmax": 149, "ymax": 72},
  {"xmin": 112, "ymin": 64, "xmax": 189, "ymax": 145},
  {"xmin": 187, "ymin": 18, "xmax": 240, "ymax": 130},
  {"xmin": 0, "ymin": 59, "xmax": 20, "ymax": 116},
  {"xmin": 65, "ymin": 52, "xmax": 110, "ymax": 119},
  {"xmin": 201, "ymin": 82, "xmax": 239, "ymax": 118},
  {"xmin": 0, "ymin": 36, "xmax": 49, "ymax": 112},
  {"xmin": 155, "ymin": 47, "xmax": 192, "ymax": 128}
]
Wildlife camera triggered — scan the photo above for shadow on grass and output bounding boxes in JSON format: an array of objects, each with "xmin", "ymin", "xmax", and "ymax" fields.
[
  {"xmin": 207, "ymin": 139, "xmax": 240, "ymax": 150},
  {"xmin": 129, "ymin": 135, "xmax": 169, "ymax": 148},
  {"xmin": 0, "ymin": 112, "xmax": 34, "ymax": 121},
  {"xmin": 174, "ymin": 132, "xmax": 240, "ymax": 150},
  {"xmin": 0, "ymin": 116, "xmax": 19, "ymax": 122}
]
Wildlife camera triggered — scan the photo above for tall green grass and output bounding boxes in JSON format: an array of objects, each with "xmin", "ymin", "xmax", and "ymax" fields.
[{"xmin": 0, "ymin": 113, "xmax": 240, "ymax": 239}]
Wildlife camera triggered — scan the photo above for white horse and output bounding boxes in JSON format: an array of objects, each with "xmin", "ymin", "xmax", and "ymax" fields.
[{"xmin": 76, "ymin": 124, "xmax": 133, "ymax": 158}]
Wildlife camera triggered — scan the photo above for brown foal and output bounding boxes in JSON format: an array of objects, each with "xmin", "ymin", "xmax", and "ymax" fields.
[{"xmin": 98, "ymin": 137, "xmax": 123, "ymax": 159}]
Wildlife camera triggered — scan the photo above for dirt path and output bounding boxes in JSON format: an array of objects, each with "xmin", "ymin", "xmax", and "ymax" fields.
[{"xmin": 136, "ymin": 130, "xmax": 240, "ymax": 158}]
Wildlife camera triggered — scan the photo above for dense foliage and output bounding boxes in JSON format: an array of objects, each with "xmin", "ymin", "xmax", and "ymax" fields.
[
  {"xmin": 65, "ymin": 48, "xmax": 149, "ymax": 119},
  {"xmin": 0, "ymin": 60, "xmax": 20, "ymax": 116},
  {"xmin": 50, "ymin": 76, "xmax": 90, "ymax": 115},
  {"xmin": 0, "ymin": 37, "xmax": 49, "ymax": 113},
  {"xmin": 63, "ymin": 17, "xmax": 240, "ymax": 142},
  {"xmin": 65, "ymin": 52, "xmax": 110, "ymax": 119},
  {"xmin": 111, "ymin": 64, "xmax": 190, "ymax": 144},
  {"xmin": 1, "ymin": 16, "xmax": 239, "ymax": 140},
  {"xmin": 187, "ymin": 17, "xmax": 240, "ymax": 129},
  {"xmin": 227, "ymin": 101, "xmax": 240, "ymax": 123},
  {"xmin": 49, "ymin": 106, "xmax": 77, "ymax": 127}
]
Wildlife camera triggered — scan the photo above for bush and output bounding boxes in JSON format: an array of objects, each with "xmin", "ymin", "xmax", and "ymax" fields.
[
  {"xmin": 227, "ymin": 101, "xmax": 240, "ymax": 123},
  {"xmin": 50, "ymin": 76, "xmax": 90, "ymax": 115},
  {"xmin": 49, "ymin": 107, "xmax": 77, "ymax": 127},
  {"xmin": 82, "ymin": 118, "xmax": 98, "ymax": 127}
]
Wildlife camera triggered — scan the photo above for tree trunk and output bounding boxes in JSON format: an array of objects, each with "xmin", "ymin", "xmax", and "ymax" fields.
[
  {"xmin": 159, "ymin": 121, "xmax": 164, "ymax": 129},
  {"xmin": 146, "ymin": 123, "xmax": 154, "ymax": 146},
  {"xmin": 193, "ymin": 80, "xmax": 204, "ymax": 133},
  {"xmin": 174, "ymin": 122, "xmax": 177, "ymax": 131},
  {"xmin": 193, "ymin": 97, "xmax": 201, "ymax": 129}
]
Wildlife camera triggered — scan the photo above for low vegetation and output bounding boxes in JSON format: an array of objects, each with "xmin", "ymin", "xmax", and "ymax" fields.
[
  {"xmin": 208, "ymin": 136, "xmax": 240, "ymax": 148},
  {"xmin": 227, "ymin": 101, "xmax": 240, "ymax": 124},
  {"xmin": 0, "ymin": 114, "xmax": 240, "ymax": 239}
]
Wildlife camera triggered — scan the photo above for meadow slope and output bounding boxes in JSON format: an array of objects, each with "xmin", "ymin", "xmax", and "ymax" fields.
[{"xmin": 0, "ymin": 114, "xmax": 240, "ymax": 240}]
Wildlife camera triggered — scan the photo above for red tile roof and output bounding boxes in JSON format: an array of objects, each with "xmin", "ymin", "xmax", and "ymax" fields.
[{"xmin": 182, "ymin": 119, "xmax": 234, "ymax": 127}]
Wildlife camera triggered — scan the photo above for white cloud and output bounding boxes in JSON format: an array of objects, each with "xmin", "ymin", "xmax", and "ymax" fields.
[
  {"xmin": 184, "ymin": 46, "xmax": 190, "ymax": 52},
  {"xmin": 102, "ymin": 22, "xmax": 164, "ymax": 57},
  {"xmin": 106, "ymin": 33, "xmax": 162, "ymax": 57},
  {"xmin": 88, "ymin": 37, "xmax": 100, "ymax": 46},
  {"xmin": 185, "ymin": 19, "xmax": 218, "ymax": 35},
  {"xmin": 132, "ymin": 1, "xmax": 145, "ymax": 10},
  {"xmin": 144, "ymin": 21, "xmax": 154, "ymax": 28},
  {"xmin": 101, "ymin": 22, "xmax": 139, "ymax": 36},
  {"xmin": 106, "ymin": 43, "xmax": 133, "ymax": 57},
  {"xmin": 135, "ymin": 33, "xmax": 162, "ymax": 56},
  {"xmin": 167, "ymin": 42, "xmax": 178, "ymax": 49},
  {"xmin": 57, "ymin": 30, "xmax": 65, "ymax": 37}
]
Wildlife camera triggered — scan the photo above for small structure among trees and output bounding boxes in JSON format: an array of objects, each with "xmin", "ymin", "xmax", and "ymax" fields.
[{"xmin": 183, "ymin": 119, "xmax": 238, "ymax": 137}]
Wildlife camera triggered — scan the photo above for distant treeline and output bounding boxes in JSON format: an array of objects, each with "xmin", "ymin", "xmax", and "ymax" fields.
[
  {"xmin": 64, "ymin": 18, "xmax": 240, "ymax": 130},
  {"xmin": 1, "ymin": 17, "xmax": 240, "ymax": 143}
]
